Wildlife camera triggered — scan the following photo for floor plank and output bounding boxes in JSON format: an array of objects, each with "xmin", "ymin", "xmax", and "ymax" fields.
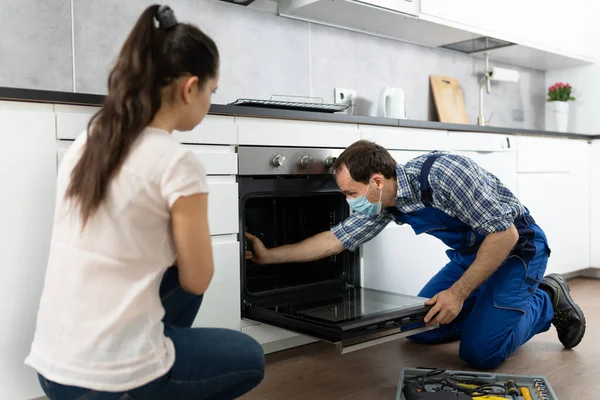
[{"xmin": 241, "ymin": 277, "xmax": 599, "ymax": 399}]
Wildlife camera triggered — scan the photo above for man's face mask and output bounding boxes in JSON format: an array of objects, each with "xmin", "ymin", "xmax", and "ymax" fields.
[{"xmin": 346, "ymin": 179, "xmax": 382, "ymax": 216}]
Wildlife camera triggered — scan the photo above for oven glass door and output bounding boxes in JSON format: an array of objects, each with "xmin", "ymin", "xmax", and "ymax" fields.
[{"xmin": 244, "ymin": 287, "xmax": 432, "ymax": 345}]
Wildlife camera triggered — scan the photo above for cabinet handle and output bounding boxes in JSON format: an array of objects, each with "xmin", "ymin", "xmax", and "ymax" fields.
[{"xmin": 506, "ymin": 137, "xmax": 511, "ymax": 148}]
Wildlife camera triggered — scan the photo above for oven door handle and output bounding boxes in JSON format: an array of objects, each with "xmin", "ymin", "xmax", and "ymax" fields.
[{"xmin": 335, "ymin": 325, "xmax": 438, "ymax": 355}]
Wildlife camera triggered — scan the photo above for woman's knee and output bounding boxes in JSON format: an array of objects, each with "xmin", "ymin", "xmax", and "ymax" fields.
[{"xmin": 221, "ymin": 329, "xmax": 265, "ymax": 377}]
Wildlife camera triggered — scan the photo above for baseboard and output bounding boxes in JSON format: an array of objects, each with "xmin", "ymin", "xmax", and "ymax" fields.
[
  {"xmin": 563, "ymin": 267, "xmax": 600, "ymax": 280},
  {"xmin": 262, "ymin": 334, "xmax": 317, "ymax": 354}
]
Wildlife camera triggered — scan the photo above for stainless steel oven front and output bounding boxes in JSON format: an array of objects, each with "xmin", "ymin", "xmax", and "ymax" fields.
[{"xmin": 237, "ymin": 146, "xmax": 434, "ymax": 353}]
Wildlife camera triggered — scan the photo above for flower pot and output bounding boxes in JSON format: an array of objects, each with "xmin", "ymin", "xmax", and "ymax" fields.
[{"xmin": 553, "ymin": 101, "xmax": 569, "ymax": 132}]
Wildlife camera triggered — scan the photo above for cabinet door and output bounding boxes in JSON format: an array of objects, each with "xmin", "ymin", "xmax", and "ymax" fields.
[
  {"xmin": 592, "ymin": 141, "xmax": 600, "ymax": 267},
  {"xmin": 457, "ymin": 151, "xmax": 518, "ymax": 195},
  {"xmin": 0, "ymin": 109, "xmax": 56, "ymax": 400},
  {"xmin": 517, "ymin": 138, "xmax": 590, "ymax": 274},
  {"xmin": 362, "ymin": 150, "xmax": 449, "ymax": 296},
  {"xmin": 192, "ymin": 236, "xmax": 241, "ymax": 331}
]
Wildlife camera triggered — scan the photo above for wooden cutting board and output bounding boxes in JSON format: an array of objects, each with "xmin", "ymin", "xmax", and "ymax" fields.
[{"xmin": 430, "ymin": 75, "xmax": 469, "ymax": 124}]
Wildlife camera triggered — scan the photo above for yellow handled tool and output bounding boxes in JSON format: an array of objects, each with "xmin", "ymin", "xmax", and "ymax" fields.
[{"xmin": 520, "ymin": 387, "xmax": 533, "ymax": 400}]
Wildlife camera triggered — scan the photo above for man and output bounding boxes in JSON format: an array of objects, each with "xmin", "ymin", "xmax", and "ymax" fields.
[{"xmin": 245, "ymin": 140, "xmax": 586, "ymax": 369}]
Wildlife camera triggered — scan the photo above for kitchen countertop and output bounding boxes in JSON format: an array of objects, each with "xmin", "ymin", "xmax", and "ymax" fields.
[{"xmin": 1, "ymin": 86, "xmax": 597, "ymax": 140}]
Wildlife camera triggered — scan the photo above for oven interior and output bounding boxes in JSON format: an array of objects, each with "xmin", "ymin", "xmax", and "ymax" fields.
[{"xmin": 242, "ymin": 190, "xmax": 357, "ymax": 303}]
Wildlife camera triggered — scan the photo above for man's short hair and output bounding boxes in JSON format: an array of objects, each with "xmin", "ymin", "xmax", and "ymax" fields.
[{"xmin": 332, "ymin": 140, "xmax": 397, "ymax": 184}]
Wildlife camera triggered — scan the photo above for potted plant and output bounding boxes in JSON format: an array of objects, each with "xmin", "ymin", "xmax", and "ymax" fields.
[{"xmin": 547, "ymin": 82, "xmax": 575, "ymax": 132}]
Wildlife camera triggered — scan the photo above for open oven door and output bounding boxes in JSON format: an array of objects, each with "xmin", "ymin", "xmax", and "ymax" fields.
[{"xmin": 243, "ymin": 287, "xmax": 437, "ymax": 354}]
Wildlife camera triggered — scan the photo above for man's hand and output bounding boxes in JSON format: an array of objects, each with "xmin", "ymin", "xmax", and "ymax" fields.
[
  {"xmin": 245, "ymin": 233, "xmax": 271, "ymax": 264},
  {"xmin": 424, "ymin": 288, "xmax": 466, "ymax": 326}
]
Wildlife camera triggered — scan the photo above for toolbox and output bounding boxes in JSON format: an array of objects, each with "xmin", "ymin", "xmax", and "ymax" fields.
[{"xmin": 395, "ymin": 367, "xmax": 559, "ymax": 400}]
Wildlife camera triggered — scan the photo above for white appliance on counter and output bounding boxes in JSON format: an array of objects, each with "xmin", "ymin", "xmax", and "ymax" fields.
[{"xmin": 378, "ymin": 87, "xmax": 406, "ymax": 119}]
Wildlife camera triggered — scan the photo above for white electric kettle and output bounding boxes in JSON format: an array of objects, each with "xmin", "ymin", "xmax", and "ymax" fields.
[{"xmin": 378, "ymin": 87, "xmax": 406, "ymax": 119}]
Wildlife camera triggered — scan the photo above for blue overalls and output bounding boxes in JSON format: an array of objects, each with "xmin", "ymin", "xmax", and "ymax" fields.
[{"xmin": 393, "ymin": 154, "xmax": 555, "ymax": 369}]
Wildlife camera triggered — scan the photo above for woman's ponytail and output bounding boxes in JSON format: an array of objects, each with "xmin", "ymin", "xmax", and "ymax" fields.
[{"xmin": 66, "ymin": 4, "xmax": 219, "ymax": 227}]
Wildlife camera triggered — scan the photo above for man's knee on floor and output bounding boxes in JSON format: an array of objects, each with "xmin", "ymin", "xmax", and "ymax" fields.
[{"xmin": 458, "ymin": 341, "xmax": 505, "ymax": 370}]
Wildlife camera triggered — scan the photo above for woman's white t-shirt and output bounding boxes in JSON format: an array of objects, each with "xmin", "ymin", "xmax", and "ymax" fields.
[{"xmin": 25, "ymin": 127, "xmax": 208, "ymax": 392}]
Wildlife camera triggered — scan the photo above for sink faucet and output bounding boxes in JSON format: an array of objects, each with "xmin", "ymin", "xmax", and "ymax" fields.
[{"xmin": 478, "ymin": 52, "xmax": 493, "ymax": 126}]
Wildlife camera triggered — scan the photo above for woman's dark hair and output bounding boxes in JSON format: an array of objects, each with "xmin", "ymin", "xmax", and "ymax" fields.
[
  {"xmin": 66, "ymin": 4, "xmax": 219, "ymax": 226},
  {"xmin": 332, "ymin": 140, "xmax": 397, "ymax": 183}
]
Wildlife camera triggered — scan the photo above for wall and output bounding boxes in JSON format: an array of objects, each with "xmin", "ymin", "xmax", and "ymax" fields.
[{"xmin": 0, "ymin": 0, "xmax": 546, "ymax": 129}]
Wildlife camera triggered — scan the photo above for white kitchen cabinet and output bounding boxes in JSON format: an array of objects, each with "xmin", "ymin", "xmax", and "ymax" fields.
[
  {"xmin": 184, "ymin": 145, "xmax": 238, "ymax": 175},
  {"xmin": 361, "ymin": 126, "xmax": 450, "ymax": 151},
  {"xmin": 591, "ymin": 141, "xmax": 600, "ymax": 267},
  {"xmin": 516, "ymin": 137, "xmax": 591, "ymax": 274},
  {"xmin": 237, "ymin": 117, "xmax": 360, "ymax": 148},
  {"xmin": 0, "ymin": 107, "xmax": 56, "ymax": 400},
  {"xmin": 192, "ymin": 236, "xmax": 242, "ymax": 331},
  {"xmin": 55, "ymin": 104, "xmax": 100, "ymax": 140},
  {"xmin": 419, "ymin": 0, "xmax": 597, "ymax": 67},
  {"xmin": 173, "ymin": 115, "xmax": 237, "ymax": 145},
  {"xmin": 457, "ymin": 150, "xmax": 518, "ymax": 195},
  {"xmin": 362, "ymin": 150, "xmax": 450, "ymax": 296}
]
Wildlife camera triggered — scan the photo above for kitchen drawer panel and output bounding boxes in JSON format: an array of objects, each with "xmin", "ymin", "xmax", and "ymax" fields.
[
  {"xmin": 449, "ymin": 131, "xmax": 515, "ymax": 152},
  {"xmin": 184, "ymin": 145, "xmax": 237, "ymax": 175},
  {"xmin": 173, "ymin": 115, "xmax": 237, "ymax": 145},
  {"xmin": 210, "ymin": 236, "xmax": 240, "ymax": 287},
  {"xmin": 361, "ymin": 126, "xmax": 450, "ymax": 150},
  {"xmin": 192, "ymin": 281, "xmax": 241, "ymax": 331},
  {"xmin": 207, "ymin": 177, "xmax": 239, "ymax": 235},
  {"xmin": 237, "ymin": 117, "xmax": 360, "ymax": 148},
  {"xmin": 56, "ymin": 110, "xmax": 96, "ymax": 140}
]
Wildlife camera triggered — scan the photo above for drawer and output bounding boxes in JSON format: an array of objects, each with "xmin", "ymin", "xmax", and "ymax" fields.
[
  {"xmin": 184, "ymin": 145, "xmax": 237, "ymax": 175},
  {"xmin": 55, "ymin": 105, "xmax": 99, "ymax": 140},
  {"xmin": 448, "ymin": 131, "xmax": 514, "ymax": 152},
  {"xmin": 191, "ymin": 235, "xmax": 241, "ymax": 330},
  {"xmin": 361, "ymin": 126, "xmax": 450, "ymax": 151},
  {"xmin": 56, "ymin": 140, "xmax": 71, "ymax": 167},
  {"xmin": 193, "ymin": 282, "xmax": 241, "ymax": 330},
  {"xmin": 207, "ymin": 177, "xmax": 239, "ymax": 235},
  {"xmin": 516, "ymin": 136, "xmax": 587, "ymax": 173},
  {"xmin": 210, "ymin": 235, "xmax": 240, "ymax": 286},
  {"xmin": 237, "ymin": 117, "xmax": 360, "ymax": 148},
  {"xmin": 173, "ymin": 115, "xmax": 237, "ymax": 145}
]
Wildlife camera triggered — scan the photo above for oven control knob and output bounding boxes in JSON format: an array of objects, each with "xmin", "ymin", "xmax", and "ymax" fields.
[
  {"xmin": 300, "ymin": 155, "xmax": 313, "ymax": 168},
  {"xmin": 271, "ymin": 155, "xmax": 286, "ymax": 168},
  {"xmin": 324, "ymin": 156, "xmax": 337, "ymax": 168}
]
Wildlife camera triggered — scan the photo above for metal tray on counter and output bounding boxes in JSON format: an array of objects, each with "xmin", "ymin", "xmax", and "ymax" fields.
[{"xmin": 229, "ymin": 95, "xmax": 349, "ymax": 113}]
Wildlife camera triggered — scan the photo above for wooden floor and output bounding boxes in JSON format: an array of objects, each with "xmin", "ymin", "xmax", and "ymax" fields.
[{"xmin": 241, "ymin": 278, "xmax": 599, "ymax": 400}]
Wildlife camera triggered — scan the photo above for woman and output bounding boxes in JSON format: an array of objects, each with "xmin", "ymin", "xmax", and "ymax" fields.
[{"xmin": 25, "ymin": 4, "xmax": 264, "ymax": 399}]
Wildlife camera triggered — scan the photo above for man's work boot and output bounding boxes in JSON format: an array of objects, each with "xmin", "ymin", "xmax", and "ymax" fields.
[{"xmin": 539, "ymin": 273, "xmax": 586, "ymax": 349}]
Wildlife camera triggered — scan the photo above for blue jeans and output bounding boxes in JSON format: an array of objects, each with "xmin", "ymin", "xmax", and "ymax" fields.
[{"xmin": 38, "ymin": 267, "xmax": 265, "ymax": 399}]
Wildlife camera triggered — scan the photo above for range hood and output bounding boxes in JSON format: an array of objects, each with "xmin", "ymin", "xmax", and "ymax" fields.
[
  {"xmin": 278, "ymin": 0, "xmax": 481, "ymax": 48},
  {"xmin": 441, "ymin": 36, "xmax": 515, "ymax": 54}
]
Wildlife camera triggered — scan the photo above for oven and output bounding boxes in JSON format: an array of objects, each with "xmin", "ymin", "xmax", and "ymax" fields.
[{"xmin": 238, "ymin": 146, "xmax": 435, "ymax": 353}]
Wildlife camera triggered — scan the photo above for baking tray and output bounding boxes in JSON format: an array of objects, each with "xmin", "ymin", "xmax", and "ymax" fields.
[
  {"xmin": 396, "ymin": 367, "xmax": 558, "ymax": 400},
  {"xmin": 229, "ymin": 96, "xmax": 349, "ymax": 113}
]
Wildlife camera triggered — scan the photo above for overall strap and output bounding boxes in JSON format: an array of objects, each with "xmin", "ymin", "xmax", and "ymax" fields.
[{"xmin": 419, "ymin": 153, "xmax": 443, "ymax": 207}]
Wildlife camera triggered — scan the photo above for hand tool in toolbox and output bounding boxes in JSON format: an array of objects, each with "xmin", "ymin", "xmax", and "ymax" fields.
[{"xmin": 396, "ymin": 368, "xmax": 558, "ymax": 400}]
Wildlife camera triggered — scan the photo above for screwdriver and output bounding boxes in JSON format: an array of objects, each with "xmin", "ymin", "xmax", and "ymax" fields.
[
  {"xmin": 520, "ymin": 387, "xmax": 533, "ymax": 400},
  {"xmin": 506, "ymin": 380, "xmax": 520, "ymax": 400}
]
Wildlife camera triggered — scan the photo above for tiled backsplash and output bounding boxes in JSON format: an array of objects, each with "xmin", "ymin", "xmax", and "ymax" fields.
[{"xmin": 0, "ymin": 0, "xmax": 545, "ymax": 129}]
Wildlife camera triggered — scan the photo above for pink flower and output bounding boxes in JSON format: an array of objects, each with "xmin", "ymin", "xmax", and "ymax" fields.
[{"xmin": 566, "ymin": 83, "xmax": 571, "ymax": 88}]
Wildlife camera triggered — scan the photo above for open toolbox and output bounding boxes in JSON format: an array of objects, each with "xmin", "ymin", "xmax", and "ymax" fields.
[{"xmin": 395, "ymin": 368, "xmax": 558, "ymax": 400}]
